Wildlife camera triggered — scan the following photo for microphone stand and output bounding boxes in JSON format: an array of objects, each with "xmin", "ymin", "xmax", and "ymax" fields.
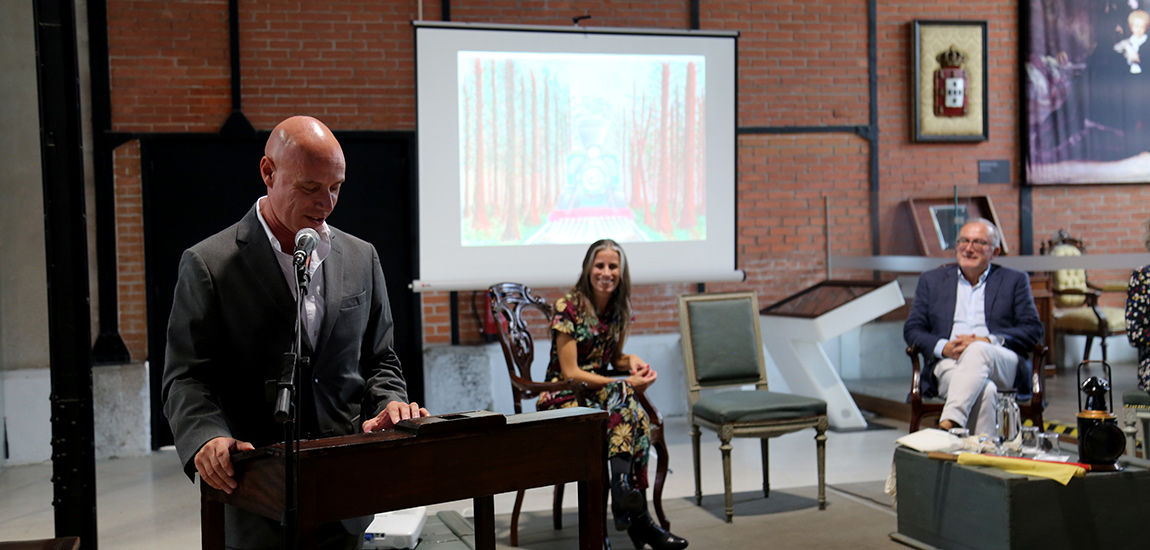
[{"xmin": 273, "ymin": 258, "xmax": 311, "ymax": 550}]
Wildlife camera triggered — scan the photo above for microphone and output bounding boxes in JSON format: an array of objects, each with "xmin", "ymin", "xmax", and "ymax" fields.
[{"xmin": 292, "ymin": 228, "xmax": 320, "ymax": 270}]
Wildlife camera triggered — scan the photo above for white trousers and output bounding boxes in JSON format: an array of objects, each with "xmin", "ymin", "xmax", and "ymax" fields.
[{"xmin": 934, "ymin": 341, "xmax": 1019, "ymax": 436}]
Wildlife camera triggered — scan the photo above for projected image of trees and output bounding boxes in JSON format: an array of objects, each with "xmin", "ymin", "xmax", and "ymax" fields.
[{"xmin": 458, "ymin": 52, "xmax": 707, "ymax": 247}]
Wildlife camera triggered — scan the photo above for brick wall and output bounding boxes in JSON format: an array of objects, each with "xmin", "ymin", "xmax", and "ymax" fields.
[
  {"xmin": 107, "ymin": 0, "xmax": 1150, "ymax": 357},
  {"xmin": 114, "ymin": 141, "xmax": 148, "ymax": 359},
  {"xmin": 108, "ymin": 0, "xmax": 232, "ymax": 132}
]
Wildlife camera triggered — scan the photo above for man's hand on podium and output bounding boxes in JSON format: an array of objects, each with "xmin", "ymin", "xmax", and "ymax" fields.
[
  {"xmin": 196, "ymin": 436, "xmax": 255, "ymax": 494},
  {"xmin": 362, "ymin": 401, "xmax": 431, "ymax": 433}
]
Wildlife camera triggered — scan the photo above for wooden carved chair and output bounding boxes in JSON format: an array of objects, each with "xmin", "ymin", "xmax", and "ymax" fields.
[
  {"xmin": 907, "ymin": 344, "xmax": 1048, "ymax": 432},
  {"xmin": 487, "ymin": 282, "xmax": 671, "ymax": 546},
  {"xmin": 1041, "ymin": 229, "xmax": 1128, "ymax": 365},
  {"xmin": 0, "ymin": 538, "xmax": 80, "ymax": 550},
  {"xmin": 677, "ymin": 291, "xmax": 828, "ymax": 523}
]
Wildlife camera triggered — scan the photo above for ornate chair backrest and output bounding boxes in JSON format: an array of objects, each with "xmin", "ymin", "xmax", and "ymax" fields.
[
  {"xmin": 487, "ymin": 282, "xmax": 553, "ymax": 414},
  {"xmin": 1041, "ymin": 229, "xmax": 1088, "ymax": 308}
]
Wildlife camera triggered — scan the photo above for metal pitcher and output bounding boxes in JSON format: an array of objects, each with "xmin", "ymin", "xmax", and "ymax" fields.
[{"xmin": 995, "ymin": 389, "xmax": 1021, "ymax": 449}]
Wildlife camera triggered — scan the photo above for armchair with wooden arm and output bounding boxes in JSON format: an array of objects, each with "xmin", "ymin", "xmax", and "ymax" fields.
[{"xmin": 487, "ymin": 282, "xmax": 670, "ymax": 546}]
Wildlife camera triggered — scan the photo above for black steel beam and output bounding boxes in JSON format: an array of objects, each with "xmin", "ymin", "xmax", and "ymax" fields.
[
  {"xmin": 220, "ymin": 0, "xmax": 253, "ymax": 135},
  {"xmin": 33, "ymin": 0, "xmax": 98, "ymax": 546},
  {"xmin": 87, "ymin": 0, "xmax": 131, "ymax": 365},
  {"xmin": 867, "ymin": 0, "xmax": 880, "ymax": 256}
]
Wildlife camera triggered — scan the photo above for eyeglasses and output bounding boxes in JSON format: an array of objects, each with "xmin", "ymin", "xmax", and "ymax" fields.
[{"xmin": 956, "ymin": 237, "xmax": 991, "ymax": 248}]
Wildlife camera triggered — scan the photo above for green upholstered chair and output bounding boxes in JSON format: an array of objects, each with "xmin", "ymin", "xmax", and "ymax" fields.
[
  {"xmin": 1041, "ymin": 230, "xmax": 1127, "ymax": 365},
  {"xmin": 677, "ymin": 291, "xmax": 828, "ymax": 523}
]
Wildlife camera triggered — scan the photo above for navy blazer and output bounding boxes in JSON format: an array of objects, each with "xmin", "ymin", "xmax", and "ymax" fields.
[{"xmin": 903, "ymin": 263, "xmax": 1044, "ymax": 398}]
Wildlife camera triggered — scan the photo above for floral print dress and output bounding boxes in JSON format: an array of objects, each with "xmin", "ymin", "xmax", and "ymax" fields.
[
  {"xmin": 1127, "ymin": 265, "xmax": 1150, "ymax": 391},
  {"xmin": 537, "ymin": 292, "xmax": 651, "ymax": 490}
]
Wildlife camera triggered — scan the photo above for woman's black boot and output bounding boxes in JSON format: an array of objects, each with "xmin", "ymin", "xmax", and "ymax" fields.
[
  {"xmin": 610, "ymin": 455, "xmax": 643, "ymax": 530},
  {"xmin": 611, "ymin": 475, "xmax": 643, "ymax": 530},
  {"xmin": 626, "ymin": 511, "xmax": 688, "ymax": 550}
]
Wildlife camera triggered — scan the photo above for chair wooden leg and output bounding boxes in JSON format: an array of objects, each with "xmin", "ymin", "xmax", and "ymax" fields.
[
  {"xmin": 652, "ymin": 437, "xmax": 671, "ymax": 530},
  {"xmin": 1141, "ymin": 415, "xmax": 1150, "ymax": 459},
  {"xmin": 719, "ymin": 426, "xmax": 734, "ymax": 523},
  {"xmin": 552, "ymin": 484, "xmax": 565, "ymax": 530},
  {"xmin": 1124, "ymin": 406, "xmax": 1139, "ymax": 458},
  {"xmin": 691, "ymin": 423, "xmax": 702, "ymax": 506},
  {"xmin": 760, "ymin": 438, "xmax": 770, "ymax": 498},
  {"xmin": 511, "ymin": 489, "xmax": 526, "ymax": 546},
  {"xmin": 816, "ymin": 420, "xmax": 828, "ymax": 511}
]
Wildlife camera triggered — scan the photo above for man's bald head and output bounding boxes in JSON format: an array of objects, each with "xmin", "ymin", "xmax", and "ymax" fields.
[
  {"xmin": 259, "ymin": 116, "xmax": 345, "ymax": 252},
  {"xmin": 265, "ymin": 116, "xmax": 342, "ymax": 167}
]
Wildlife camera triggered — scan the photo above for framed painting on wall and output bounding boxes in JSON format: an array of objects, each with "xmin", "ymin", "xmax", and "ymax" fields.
[
  {"xmin": 912, "ymin": 20, "xmax": 989, "ymax": 142},
  {"xmin": 1024, "ymin": 0, "xmax": 1150, "ymax": 184}
]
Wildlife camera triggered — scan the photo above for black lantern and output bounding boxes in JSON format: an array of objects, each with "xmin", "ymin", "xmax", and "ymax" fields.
[{"xmin": 1076, "ymin": 360, "xmax": 1125, "ymax": 471}]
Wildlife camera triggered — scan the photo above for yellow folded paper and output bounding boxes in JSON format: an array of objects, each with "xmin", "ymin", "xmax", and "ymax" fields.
[{"xmin": 957, "ymin": 453, "xmax": 1086, "ymax": 485}]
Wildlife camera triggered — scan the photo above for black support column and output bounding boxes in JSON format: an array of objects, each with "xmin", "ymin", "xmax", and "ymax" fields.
[{"xmin": 33, "ymin": 0, "xmax": 98, "ymax": 547}]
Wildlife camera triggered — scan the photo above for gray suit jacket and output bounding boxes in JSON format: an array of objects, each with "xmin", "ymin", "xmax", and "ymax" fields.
[
  {"xmin": 903, "ymin": 263, "xmax": 1044, "ymax": 398},
  {"xmin": 162, "ymin": 203, "xmax": 407, "ymax": 480},
  {"xmin": 162, "ymin": 205, "xmax": 406, "ymax": 545}
]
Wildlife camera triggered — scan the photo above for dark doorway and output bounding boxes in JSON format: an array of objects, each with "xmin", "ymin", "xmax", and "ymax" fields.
[{"xmin": 142, "ymin": 133, "xmax": 420, "ymax": 450}]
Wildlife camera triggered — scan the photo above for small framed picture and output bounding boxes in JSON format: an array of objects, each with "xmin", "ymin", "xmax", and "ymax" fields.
[
  {"xmin": 928, "ymin": 205, "xmax": 968, "ymax": 251},
  {"xmin": 912, "ymin": 20, "xmax": 989, "ymax": 142}
]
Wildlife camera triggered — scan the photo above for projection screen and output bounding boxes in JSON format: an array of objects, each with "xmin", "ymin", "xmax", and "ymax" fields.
[{"xmin": 413, "ymin": 22, "xmax": 740, "ymax": 291}]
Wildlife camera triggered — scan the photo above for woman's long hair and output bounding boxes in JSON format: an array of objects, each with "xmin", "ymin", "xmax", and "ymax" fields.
[{"xmin": 570, "ymin": 238, "xmax": 632, "ymax": 361}]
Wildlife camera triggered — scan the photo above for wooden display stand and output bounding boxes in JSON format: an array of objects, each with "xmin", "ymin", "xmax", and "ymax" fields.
[
  {"xmin": 200, "ymin": 408, "xmax": 607, "ymax": 550},
  {"xmin": 907, "ymin": 196, "xmax": 1006, "ymax": 256}
]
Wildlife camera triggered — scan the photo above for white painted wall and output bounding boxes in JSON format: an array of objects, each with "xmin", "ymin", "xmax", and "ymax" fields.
[
  {"xmin": 0, "ymin": 0, "xmax": 50, "ymax": 374},
  {"xmin": 1, "ymin": 364, "xmax": 152, "ymax": 466},
  {"xmin": 2, "ymin": 369, "xmax": 51, "ymax": 464}
]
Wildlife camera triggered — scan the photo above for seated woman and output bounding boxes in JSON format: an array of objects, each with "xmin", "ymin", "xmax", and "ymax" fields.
[
  {"xmin": 1127, "ymin": 221, "xmax": 1150, "ymax": 395},
  {"xmin": 537, "ymin": 239, "xmax": 688, "ymax": 550}
]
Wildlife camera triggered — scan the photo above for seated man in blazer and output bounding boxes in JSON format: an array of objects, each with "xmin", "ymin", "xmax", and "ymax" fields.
[
  {"xmin": 904, "ymin": 218, "xmax": 1044, "ymax": 436},
  {"xmin": 162, "ymin": 115, "xmax": 429, "ymax": 549}
]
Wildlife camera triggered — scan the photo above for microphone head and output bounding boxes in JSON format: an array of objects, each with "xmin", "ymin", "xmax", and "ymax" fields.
[{"xmin": 294, "ymin": 228, "xmax": 320, "ymax": 255}]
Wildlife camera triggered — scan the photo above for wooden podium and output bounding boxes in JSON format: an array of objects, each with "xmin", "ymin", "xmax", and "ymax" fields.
[{"xmin": 200, "ymin": 408, "xmax": 608, "ymax": 550}]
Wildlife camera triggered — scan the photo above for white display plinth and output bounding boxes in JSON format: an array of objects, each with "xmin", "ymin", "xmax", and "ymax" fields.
[{"xmin": 759, "ymin": 280, "xmax": 905, "ymax": 430}]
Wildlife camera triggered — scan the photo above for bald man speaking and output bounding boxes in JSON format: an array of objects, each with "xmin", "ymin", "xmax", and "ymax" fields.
[{"xmin": 162, "ymin": 116, "xmax": 428, "ymax": 549}]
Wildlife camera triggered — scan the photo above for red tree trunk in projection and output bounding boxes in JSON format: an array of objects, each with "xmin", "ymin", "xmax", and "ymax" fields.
[
  {"xmin": 678, "ymin": 62, "xmax": 697, "ymax": 229},
  {"xmin": 463, "ymin": 88, "xmax": 471, "ymax": 220},
  {"xmin": 698, "ymin": 97, "xmax": 706, "ymax": 215},
  {"xmin": 657, "ymin": 62, "xmax": 673, "ymax": 235},
  {"xmin": 629, "ymin": 94, "xmax": 650, "ymax": 221},
  {"xmin": 670, "ymin": 90, "xmax": 681, "ymax": 215},
  {"xmin": 501, "ymin": 60, "xmax": 521, "ymax": 242},
  {"xmin": 636, "ymin": 105, "xmax": 654, "ymax": 228},
  {"xmin": 543, "ymin": 77, "xmax": 553, "ymax": 210},
  {"xmin": 489, "ymin": 59, "xmax": 501, "ymax": 220},
  {"xmin": 529, "ymin": 71, "xmax": 541, "ymax": 225},
  {"xmin": 473, "ymin": 59, "xmax": 489, "ymax": 231}
]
